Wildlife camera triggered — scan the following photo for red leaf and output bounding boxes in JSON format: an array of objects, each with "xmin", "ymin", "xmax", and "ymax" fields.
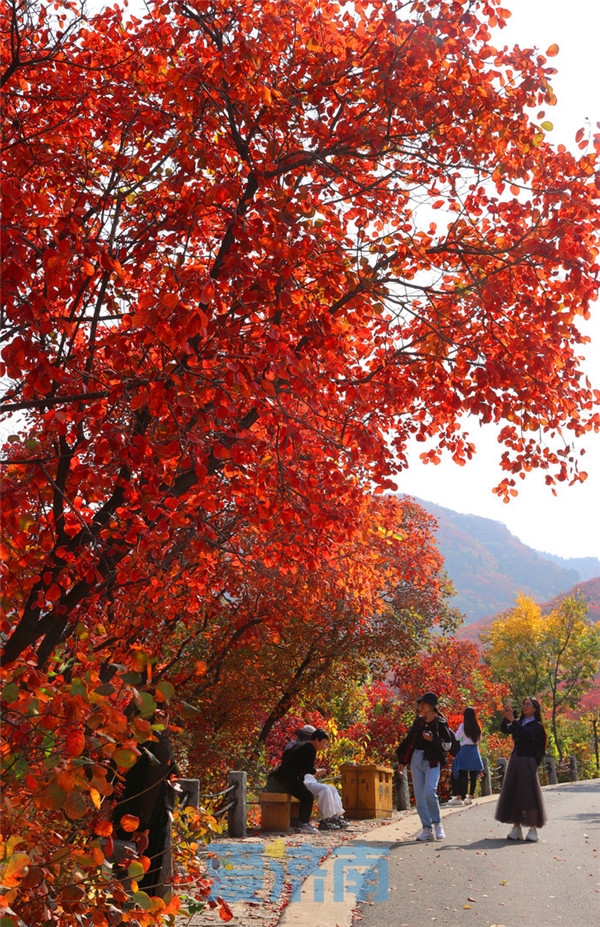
[
  {"xmin": 65, "ymin": 730, "xmax": 85, "ymax": 757},
  {"xmin": 218, "ymin": 898, "xmax": 234, "ymax": 922}
]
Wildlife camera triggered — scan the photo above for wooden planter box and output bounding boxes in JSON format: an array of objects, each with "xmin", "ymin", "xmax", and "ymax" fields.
[{"xmin": 340, "ymin": 763, "xmax": 394, "ymax": 819}]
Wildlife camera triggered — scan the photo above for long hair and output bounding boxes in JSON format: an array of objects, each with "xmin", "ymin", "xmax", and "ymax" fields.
[
  {"xmin": 520, "ymin": 697, "xmax": 547, "ymax": 753},
  {"xmin": 463, "ymin": 706, "xmax": 481, "ymax": 743}
]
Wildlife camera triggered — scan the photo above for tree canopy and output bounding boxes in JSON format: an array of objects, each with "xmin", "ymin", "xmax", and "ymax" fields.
[{"xmin": 2, "ymin": 0, "xmax": 599, "ymax": 669}]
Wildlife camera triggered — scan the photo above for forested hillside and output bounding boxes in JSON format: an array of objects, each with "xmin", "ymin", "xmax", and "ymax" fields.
[
  {"xmin": 457, "ymin": 575, "xmax": 600, "ymax": 643},
  {"xmin": 410, "ymin": 499, "xmax": 600, "ymax": 623}
]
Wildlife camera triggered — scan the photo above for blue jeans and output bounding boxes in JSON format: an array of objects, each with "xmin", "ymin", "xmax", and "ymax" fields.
[{"xmin": 410, "ymin": 749, "xmax": 441, "ymax": 828}]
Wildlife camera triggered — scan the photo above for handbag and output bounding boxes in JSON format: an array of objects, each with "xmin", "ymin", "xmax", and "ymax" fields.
[{"xmin": 448, "ymin": 732, "xmax": 461, "ymax": 758}]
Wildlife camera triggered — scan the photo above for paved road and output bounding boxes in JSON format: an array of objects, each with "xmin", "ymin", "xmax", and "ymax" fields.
[{"xmin": 354, "ymin": 781, "xmax": 599, "ymax": 927}]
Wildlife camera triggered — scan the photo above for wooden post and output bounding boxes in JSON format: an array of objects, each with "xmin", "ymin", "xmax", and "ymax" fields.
[
  {"xmin": 227, "ymin": 770, "xmax": 247, "ymax": 838},
  {"xmin": 393, "ymin": 762, "xmax": 410, "ymax": 810},
  {"xmin": 544, "ymin": 756, "xmax": 557, "ymax": 785},
  {"xmin": 175, "ymin": 778, "xmax": 200, "ymax": 808},
  {"xmin": 481, "ymin": 756, "xmax": 492, "ymax": 796},
  {"xmin": 568, "ymin": 755, "xmax": 578, "ymax": 781}
]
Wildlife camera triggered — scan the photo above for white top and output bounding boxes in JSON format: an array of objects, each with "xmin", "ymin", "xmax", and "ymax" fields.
[{"xmin": 455, "ymin": 723, "xmax": 476, "ymax": 746}]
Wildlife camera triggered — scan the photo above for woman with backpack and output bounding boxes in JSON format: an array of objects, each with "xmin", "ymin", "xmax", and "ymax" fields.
[{"xmin": 495, "ymin": 696, "xmax": 547, "ymax": 842}]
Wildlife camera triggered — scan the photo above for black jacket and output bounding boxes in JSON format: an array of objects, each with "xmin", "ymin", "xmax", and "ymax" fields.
[
  {"xmin": 271, "ymin": 741, "xmax": 317, "ymax": 791},
  {"xmin": 501, "ymin": 717, "xmax": 546, "ymax": 764},
  {"xmin": 396, "ymin": 713, "xmax": 452, "ymax": 767}
]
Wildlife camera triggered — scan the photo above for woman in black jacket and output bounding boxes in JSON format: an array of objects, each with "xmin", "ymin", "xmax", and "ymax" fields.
[
  {"xmin": 396, "ymin": 692, "xmax": 452, "ymax": 842},
  {"xmin": 495, "ymin": 696, "xmax": 547, "ymax": 842}
]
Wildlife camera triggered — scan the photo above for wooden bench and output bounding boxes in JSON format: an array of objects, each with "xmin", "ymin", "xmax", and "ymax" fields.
[{"xmin": 259, "ymin": 792, "xmax": 300, "ymax": 832}]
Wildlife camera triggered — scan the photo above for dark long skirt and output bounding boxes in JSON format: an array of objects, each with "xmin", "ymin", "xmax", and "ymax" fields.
[{"xmin": 495, "ymin": 754, "xmax": 546, "ymax": 828}]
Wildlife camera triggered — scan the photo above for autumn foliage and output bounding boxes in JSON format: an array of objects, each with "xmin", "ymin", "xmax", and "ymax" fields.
[
  {"xmin": 2, "ymin": 0, "xmax": 600, "ymax": 922},
  {"xmin": 342, "ymin": 638, "xmax": 509, "ymax": 762}
]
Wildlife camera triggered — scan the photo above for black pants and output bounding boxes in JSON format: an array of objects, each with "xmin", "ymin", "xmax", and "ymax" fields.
[
  {"xmin": 265, "ymin": 775, "xmax": 314, "ymax": 823},
  {"xmin": 452, "ymin": 770, "xmax": 479, "ymax": 798}
]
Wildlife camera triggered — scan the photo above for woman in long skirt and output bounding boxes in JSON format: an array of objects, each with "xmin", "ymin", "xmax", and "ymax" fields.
[{"xmin": 495, "ymin": 697, "xmax": 547, "ymax": 842}]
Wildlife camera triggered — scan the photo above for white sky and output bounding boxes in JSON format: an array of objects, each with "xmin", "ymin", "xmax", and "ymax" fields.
[{"xmin": 400, "ymin": 0, "xmax": 600, "ymax": 562}]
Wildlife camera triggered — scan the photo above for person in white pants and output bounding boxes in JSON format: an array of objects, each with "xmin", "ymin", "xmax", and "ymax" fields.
[{"xmin": 284, "ymin": 725, "xmax": 349, "ymax": 830}]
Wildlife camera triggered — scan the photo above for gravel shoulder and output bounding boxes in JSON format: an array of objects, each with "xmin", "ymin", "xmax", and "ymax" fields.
[{"xmin": 176, "ymin": 810, "xmax": 418, "ymax": 927}]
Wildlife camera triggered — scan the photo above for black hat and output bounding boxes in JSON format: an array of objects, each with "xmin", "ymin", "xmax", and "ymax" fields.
[{"xmin": 417, "ymin": 692, "xmax": 438, "ymax": 708}]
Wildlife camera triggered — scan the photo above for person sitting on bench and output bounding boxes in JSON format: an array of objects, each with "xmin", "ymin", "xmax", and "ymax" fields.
[
  {"xmin": 283, "ymin": 725, "xmax": 348, "ymax": 830},
  {"xmin": 266, "ymin": 728, "xmax": 330, "ymax": 833}
]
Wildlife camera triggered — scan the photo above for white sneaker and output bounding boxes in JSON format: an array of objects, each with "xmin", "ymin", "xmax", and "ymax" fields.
[
  {"xmin": 434, "ymin": 823, "xmax": 445, "ymax": 840},
  {"xmin": 447, "ymin": 796, "xmax": 463, "ymax": 805},
  {"xmin": 507, "ymin": 825, "xmax": 523, "ymax": 840},
  {"xmin": 526, "ymin": 827, "xmax": 538, "ymax": 842},
  {"xmin": 464, "ymin": 795, "xmax": 474, "ymax": 804},
  {"xmin": 416, "ymin": 827, "xmax": 434, "ymax": 841},
  {"xmin": 298, "ymin": 822, "xmax": 318, "ymax": 834}
]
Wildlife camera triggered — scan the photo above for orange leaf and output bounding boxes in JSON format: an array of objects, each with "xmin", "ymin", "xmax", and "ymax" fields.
[
  {"xmin": 94, "ymin": 819, "xmax": 113, "ymax": 837},
  {"xmin": 65, "ymin": 730, "xmax": 85, "ymax": 757},
  {"xmin": 58, "ymin": 769, "xmax": 76, "ymax": 791},
  {"xmin": 218, "ymin": 897, "xmax": 234, "ymax": 922},
  {"xmin": 0, "ymin": 853, "xmax": 30, "ymax": 887},
  {"xmin": 546, "ymin": 43, "xmax": 559, "ymax": 56},
  {"xmin": 118, "ymin": 813, "xmax": 140, "ymax": 833},
  {"xmin": 64, "ymin": 791, "xmax": 88, "ymax": 820}
]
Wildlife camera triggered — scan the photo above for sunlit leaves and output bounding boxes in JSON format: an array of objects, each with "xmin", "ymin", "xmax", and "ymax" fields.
[
  {"xmin": 118, "ymin": 814, "xmax": 141, "ymax": 833},
  {"xmin": 111, "ymin": 748, "xmax": 139, "ymax": 769},
  {"xmin": 482, "ymin": 593, "xmax": 600, "ymax": 755}
]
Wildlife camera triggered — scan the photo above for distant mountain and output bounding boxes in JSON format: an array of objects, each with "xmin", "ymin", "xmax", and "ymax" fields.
[
  {"xmin": 408, "ymin": 498, "xmax": 600, "ymax": 624},
  {"xmin": 457, "ymin": 576, "xmax": 600, "ymax": 643},
  {"xmin": 533, "ymin": 553, "xmax": 600, "ymax": 583}
]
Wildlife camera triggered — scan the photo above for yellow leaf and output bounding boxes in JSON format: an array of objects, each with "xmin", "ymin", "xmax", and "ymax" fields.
[
  {"xmin": 127, "ymin": 860, "xmax": 146, "ymax": 880},
  {"xmin": 132, "ymin": 890, "xmax": 153, "ymax": 910},
  {"xmin": 4, "ymin": 835, "xmax": 24, "ymax": 855},
  {"xmin": 0, "ymin": 852, "xmax": 30, "ymax": 887},
  {"xmin": 264, "ymin": 838, "xmax": 285, "ymax": 858},
  {"xmin": 90, "ymin": 787, "xmax": 102, "ymax": 810},
  {"xmin": 112, "ymin": 748, "xmax": 139, "ymax": 769}
]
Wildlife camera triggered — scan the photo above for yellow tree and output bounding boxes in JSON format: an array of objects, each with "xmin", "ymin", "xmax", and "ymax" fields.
[
  {"xmin": 482, "ymin": 594, "xmax": 600, "ymax": 756},
  {"xmin": 542, "ymin": 596, "xmax": 600, "ymax": 756},
  {"xmin": 481, "ymin": 595, "xmax": 547, "ymax": 705}
]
